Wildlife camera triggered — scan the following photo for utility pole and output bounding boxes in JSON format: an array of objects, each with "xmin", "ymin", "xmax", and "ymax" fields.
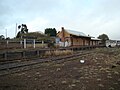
[
  {"xmin": 5, "ymin": 29, "xmax": 8, "ymax": 48},
  {"xmin": 15, "ymin": 23, "xmax": 17, "ymax": 37}
]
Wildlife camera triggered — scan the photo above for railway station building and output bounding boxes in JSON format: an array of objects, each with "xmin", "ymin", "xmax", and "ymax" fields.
[{"xmin": 57, "ymin": 27, "xmax": 101, "ymax": 47}]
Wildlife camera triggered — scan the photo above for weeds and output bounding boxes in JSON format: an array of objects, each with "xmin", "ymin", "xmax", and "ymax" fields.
[{"xmin": 44, "ymin": 50, "xmax": 73, "ymax": 57}]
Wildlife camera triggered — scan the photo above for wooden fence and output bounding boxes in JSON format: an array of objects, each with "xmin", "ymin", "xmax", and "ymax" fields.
[
  {"xmin": 0, "ymin": 49, "xmax": 47, "ymax": 61},
  {"xmin": 0, "ymin": 39, "xmax": 48, "ymax": 50},
  {"xmin": 0, "ymin": 45, "xmax": 104, "ymax": 61}
]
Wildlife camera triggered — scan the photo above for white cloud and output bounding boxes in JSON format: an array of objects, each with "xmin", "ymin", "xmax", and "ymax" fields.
[
  {"xmin": 1, "ymin": 0, "xmax": 120, "ymax": 39},
  {"xmin": 26, "ymin": 17, "xmax": 49, "ymax": 32}
]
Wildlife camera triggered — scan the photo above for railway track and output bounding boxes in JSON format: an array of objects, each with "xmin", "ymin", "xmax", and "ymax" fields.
[{"xmin": 0, "ymin": 51, "xmax": 92, "ymax": 76}]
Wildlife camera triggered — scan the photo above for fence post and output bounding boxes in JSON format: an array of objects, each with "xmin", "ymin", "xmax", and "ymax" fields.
[
  {"xmin": 6, "ymin": 40, "xmax": 9, "ymax": 48},
  {"xmin": 4, "ymin": 52, "xmax": 7, "ymax": 60},
  {"xmin": 22, "ymin": 51, "xmax": 25, "ymax": 58},
  {"xmin": 33, "ymin": 39, "xmax": 35, "ymax": 49},
  {"xmin": 20, "ymin": 40, "xmax": 23, "ymax": 48},
  {"xmin": 37, "ymin": 50, "xmax": 39, "ymax": 56},
  {"xmin": 24, "ymin": 39, "xmax": 26, "ymax": 49},
  {"xmin": 42, "ymin": 40, "xmax": 44, "ymax": 48}
]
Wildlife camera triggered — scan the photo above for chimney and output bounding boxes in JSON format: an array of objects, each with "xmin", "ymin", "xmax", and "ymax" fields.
[
  {"xmin": 61, "ymin": 27, "xmax": 64, "ymax": 31},
  {"xmin": 61, "ymin": 27, "xmax": 65, "ymax": 47},
  {"xmin": 61, "ymin": 27, "xmax": 65, "ymax": 37}
]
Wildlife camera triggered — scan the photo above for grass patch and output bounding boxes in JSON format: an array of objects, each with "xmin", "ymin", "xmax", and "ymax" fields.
[{"xmin": 44, "ymin": 50, "xmax": 73, "ymax": 57}]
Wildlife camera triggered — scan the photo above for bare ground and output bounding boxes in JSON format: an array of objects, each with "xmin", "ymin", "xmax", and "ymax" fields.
[{"xmin": 0, "ymin": 48, "xmax": 120, "ymax": 90}]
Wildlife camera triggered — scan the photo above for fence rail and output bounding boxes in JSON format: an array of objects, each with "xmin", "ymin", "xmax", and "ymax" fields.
[
  {"xmin": 0, "ymin": 45, "xmax": 103, "ymax": 61},
  {"xmin": 0, "ymin": 49, "xmax": 46, "ymax": 61},
  {"xmin": 0, "ymin": 39, "xmax": 47, "ymax": 50}
]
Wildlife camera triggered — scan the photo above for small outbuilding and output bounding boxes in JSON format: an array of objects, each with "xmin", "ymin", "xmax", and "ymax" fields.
[{"xmin": 106, "ymin": 40, "xmax": 120, "ymax": 47}]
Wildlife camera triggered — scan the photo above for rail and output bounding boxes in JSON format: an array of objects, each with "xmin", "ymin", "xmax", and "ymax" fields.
[{"xmin": 0, "ymin": 51, "xmax": 92, "ymax": 76}]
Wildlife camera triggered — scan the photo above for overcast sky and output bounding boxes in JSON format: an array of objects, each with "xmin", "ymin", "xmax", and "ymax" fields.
[{"xmin": 0, "ymin": 0, "xmax": 120, "ymax": 39}]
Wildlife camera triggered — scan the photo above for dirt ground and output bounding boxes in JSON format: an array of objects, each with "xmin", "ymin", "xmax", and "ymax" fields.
[{"xmin": 0, "ymin": 48, "xmax": 120, "ymax": 90}]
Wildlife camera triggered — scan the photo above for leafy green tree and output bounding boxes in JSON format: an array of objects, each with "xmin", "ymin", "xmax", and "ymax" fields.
[
  {"xmin": 97, "ymin": 34, "xmax": 109, "ymax": 45},
  {"xmin": 16, "ymin": 24, "xmax": 28, "ymax": 38},
  {"xmin": 44, "ymin": 28, "xmax": 57, "ymax": 37}
]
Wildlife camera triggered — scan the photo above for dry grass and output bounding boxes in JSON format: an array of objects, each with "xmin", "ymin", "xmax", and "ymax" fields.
[
  {"xmin": 27, "ymin": 44, "xmax": 47, "ymax": 48},
  {"xmin": 44, "ymin": 50, "xmax": 73, "ymax": 57}
]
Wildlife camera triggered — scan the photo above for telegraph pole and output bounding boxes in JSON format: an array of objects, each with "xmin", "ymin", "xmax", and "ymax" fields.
[
  {"xmin": 5, "ymin": 29, "xmax": 8, "ymax": 48},
  {"xmin": 15, "ymin": 23, "xmax": 17, "ymax": 37}
]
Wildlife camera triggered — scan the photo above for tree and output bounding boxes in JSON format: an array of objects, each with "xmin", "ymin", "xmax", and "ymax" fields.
[
  {"xmin": 16, "ymin": 24, "xmax": 28, "ymax": 38},
  {"xmin": 6, "ymin": 37, "xmax": 10, "ymax": 40},
  {"xmin": 97, "ymin": 34, "xmax": 109, "ymax": 45},
  {"xmin": 23, "ymin": 32, "xmax": 46, "ymax": 39},
  {"xmin": 0, "ymin": 35, "xmax": 5, "ymax": 40},
  {"xmin": 44, "ymin": 28, "xmax": 57, "ymax": 37}
]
